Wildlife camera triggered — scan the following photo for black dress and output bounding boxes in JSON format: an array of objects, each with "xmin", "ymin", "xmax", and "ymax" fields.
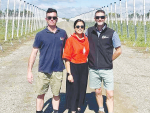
[{"xmin": 65, "ymin": 62, "xmax": 88, "ymax": 111}]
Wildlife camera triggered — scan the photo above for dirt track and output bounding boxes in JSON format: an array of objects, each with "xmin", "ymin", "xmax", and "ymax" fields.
[{"xmin": 0, "ymin": 21, "xmax": 150, "ymax": 113}]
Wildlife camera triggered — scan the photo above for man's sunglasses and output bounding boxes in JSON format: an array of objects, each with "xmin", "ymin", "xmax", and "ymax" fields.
[
  {"xmin": 75, "ymin": 25, "xmax": 84, "ymax": 29},
  {"xmin": 95, "ymin": 16, "xmax": 105, "ymax": 19},
  {"xmin": 47, "ymin": 16, "xmax": 57, "ymax": 20}
]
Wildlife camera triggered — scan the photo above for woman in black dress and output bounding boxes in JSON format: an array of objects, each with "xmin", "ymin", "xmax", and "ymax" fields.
[{"xmin": 62, "ymin": 19, "xmax": 89, "ymax": 113}]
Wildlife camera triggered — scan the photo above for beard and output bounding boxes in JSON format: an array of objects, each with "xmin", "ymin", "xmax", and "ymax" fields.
[{"xmin": 96, "ymin": 21, "xmax": 104, "ymax": 26}]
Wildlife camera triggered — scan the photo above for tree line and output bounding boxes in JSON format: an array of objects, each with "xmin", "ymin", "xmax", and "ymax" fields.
[
  {"xmin": 107, "ymin": 12, "xmax": 150, "ymax": 19},
  {"xmin": 0, "ymin": 9, "xmax": 34, "ymax": 17}
]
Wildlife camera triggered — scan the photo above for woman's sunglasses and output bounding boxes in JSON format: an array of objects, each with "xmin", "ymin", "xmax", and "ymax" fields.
[
  {"xmin": 47, "ymin": 16, "xmax": 57, "ymax": 20},
  {"xmin": 95, "ymin": 16, "xmax": 105, "ymax": 19},
  {"xmin": 75, "ymin": 25, "xmax": 84, "ymax": 29}
]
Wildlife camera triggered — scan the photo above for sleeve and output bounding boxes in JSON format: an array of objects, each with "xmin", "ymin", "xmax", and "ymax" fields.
[
  {"xmin": 33, "ymin": 33, "xmax": 41, "ymax": 48},
  {"xmin": 63, "ymin": 31, "xmax": 68, "ymax": 48},
  {"xmin": 112, "ymin": 31, "xmax": 121, "ymax": 48},
  {"xmin": 85, "ymin": 28, "xmax": 88, "ymax": 37},
  {"xmin": 62, "ymin": 38, "xmax": 73, "ymax": 61}
]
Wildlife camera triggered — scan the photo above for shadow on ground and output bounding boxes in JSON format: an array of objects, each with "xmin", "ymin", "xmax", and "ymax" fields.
[{"xmin": 43, "ymin": 92, "xmax": 108, "ymax": 113}]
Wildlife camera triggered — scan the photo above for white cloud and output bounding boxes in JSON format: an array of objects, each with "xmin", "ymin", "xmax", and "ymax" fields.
[
  {"xmin": 41, "ymin": 0, "xmax": 76, "ymax": 2},
  {"xmin": 36, "ymin": 0, "xmax": 150, "ymax": 18},
  {"xmin": 127, "ymin": 0, "xmax": 150, "ymax": 13},
  {"xmin": 36, "ymin": 3, "xmax": 78, "ymax": 18},
  {"xmin": 1, "ymin": 0, "xmax": 150, "ymax": 19}
]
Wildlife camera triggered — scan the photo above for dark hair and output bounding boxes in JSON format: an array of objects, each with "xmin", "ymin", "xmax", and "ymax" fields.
[
  {"xmin": 74, "ymin": 19, "xmax": 85, "ymax": 30},
  {"xmin": 95, "ymin": 9, "xmax": 105, "ymax": 16},
  {"xmin": 46, "ymin": 8, "xmax": 57, "ymax": 16}
]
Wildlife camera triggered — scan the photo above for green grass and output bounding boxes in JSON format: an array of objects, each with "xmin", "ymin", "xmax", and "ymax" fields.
[
  {"xmin": 1, "ymin": 19, "xmax": 150, "ymax": 48},
  {"xmin": 0, "ymin": 19, "xmax": 43, "ymax": 43},
  {"xmin": 85, "ymin": 20, "xmax": 150, "ymax": 47}
]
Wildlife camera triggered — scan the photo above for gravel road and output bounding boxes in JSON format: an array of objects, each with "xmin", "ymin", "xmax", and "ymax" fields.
[{"xmin": 0, "ymin": 21, "xmax": 150, "ymax": 113}]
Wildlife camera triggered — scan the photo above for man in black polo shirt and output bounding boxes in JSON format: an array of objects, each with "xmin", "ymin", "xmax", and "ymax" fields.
[
  {"xmin": 27, "ymin": 8, "xmax": 67, "ymax": 113},
  {"xmin": 86, "ymin": 10, "xmax": 122, "ymax": 113}
]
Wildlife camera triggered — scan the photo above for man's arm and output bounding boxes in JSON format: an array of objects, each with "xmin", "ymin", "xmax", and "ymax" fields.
[
  {"xmin": 112, "ymin": 31, "xmax": 122, "ymax": 61},
  {"xmin": 112, "ymin": 46, "xmax": 122, "ymax": 61},
  {"xmin": 27, "ymin": 48, "xmax": 38, "ymax": 84}
]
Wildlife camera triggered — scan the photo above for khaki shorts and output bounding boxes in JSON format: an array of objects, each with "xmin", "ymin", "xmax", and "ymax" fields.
[{"xmin": 36, "ymin": 72, "xmax": 63, "ymax": 96}]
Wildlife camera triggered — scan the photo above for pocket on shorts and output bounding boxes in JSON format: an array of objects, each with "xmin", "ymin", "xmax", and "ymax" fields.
[
  {"xmin": 38, "ymin": 72, "xmax": 45, "ymax": 78},
  {"xmin": 54, "ymin": 72, "xmax": 63, "ymax": 80}
]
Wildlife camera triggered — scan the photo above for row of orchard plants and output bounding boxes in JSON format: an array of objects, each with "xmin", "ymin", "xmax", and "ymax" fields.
[
  {"xmin": 85, "ymin": 21, "xmax": 150, "ymax": 48},
  {"xmin": 0, "ymin": 18, "xmax": 45, "ymax": 45},
  {"xmin": 109, "ymin": 21, "xmax": 150, "ymax": 48}
]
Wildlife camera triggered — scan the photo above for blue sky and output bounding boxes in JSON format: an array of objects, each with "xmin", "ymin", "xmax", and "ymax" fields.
[
  {"xmin": 1, "ymin": 0, "xmax": 150, "ymax": 18},
  {"xmin": 24, "ymin": 0, "xmax": 127, "ymax": 18}
]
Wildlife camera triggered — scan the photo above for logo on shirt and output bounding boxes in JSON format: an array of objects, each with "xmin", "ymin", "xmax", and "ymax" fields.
[
  {"xmin": 83, "ymin": 47, "xmax": 86, "ymax": 54},
  {"xmin": 102, "ymin": 35, "xmax": 109, "ymax": 39},
  {"xmin": 60, "ymin": 37, "xmax": 65, "ymax": 40}
]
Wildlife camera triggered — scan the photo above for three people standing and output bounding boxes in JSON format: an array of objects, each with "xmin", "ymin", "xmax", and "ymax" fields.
[{"xmin": 27, "ymin": 7, "xmax": 121, "ymax": 113}]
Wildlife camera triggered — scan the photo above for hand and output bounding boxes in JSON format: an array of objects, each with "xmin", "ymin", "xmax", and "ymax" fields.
[
  {"xmin": 68, "ymin": 74, "xmax": 74, "ymax": 83},
  {"xmin": 27, "ymin": 71, "xmax": 33, "ymax": 84}
]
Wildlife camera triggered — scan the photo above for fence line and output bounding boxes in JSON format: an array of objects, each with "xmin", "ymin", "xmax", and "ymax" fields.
[
  {"xmin": 11, "ymin": 0, "xmax": 15, "ymax": 41},
  {"xmin": 0, "ymin": 0, "xmax": 47, "ymax": 46},
  {"xmin": 0, "ymin": 0, "xmax": 66, "ymax": 52},
  {"xmin": 70, "ymin": 0, "xmax": 150, "ymax": 51},
  {"xmin": 4, "ymin": 0, "xmax": 9, "ymax": 41}
]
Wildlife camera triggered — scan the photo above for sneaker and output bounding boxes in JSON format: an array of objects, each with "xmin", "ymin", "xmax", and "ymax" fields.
[
  {"xmin": 76, "ymin": 109, "xmax": 81, "ymax": 113},
  {"xmin": 52, "ymin": 110, "xmax": 58, "ymax": 113}
]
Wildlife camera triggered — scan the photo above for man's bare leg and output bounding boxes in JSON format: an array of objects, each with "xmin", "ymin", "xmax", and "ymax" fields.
[
  {"xmin": 52, "ymin": 95, "xmax": 60, "ymax": 110},
  {"xmin": 36, "ymin": 94, "xmax": 45, "ymax": 111},
  {"xmin": 106, "ymin": 90, "xmax": 114, "ymax": 113},
  {"xmin": 95, "ymin": 88, "xmax": 104, "ymax": 112}
]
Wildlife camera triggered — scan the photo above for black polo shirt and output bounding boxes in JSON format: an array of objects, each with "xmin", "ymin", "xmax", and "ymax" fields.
[{"xmin": 33, "ymin": 27, "xmax": 67, "ymax": 73}]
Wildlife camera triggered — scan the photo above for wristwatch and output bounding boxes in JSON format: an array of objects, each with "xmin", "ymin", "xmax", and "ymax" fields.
[{"xmin": 67, "ymin": 72, "xmax": 71, "ymax": 76}]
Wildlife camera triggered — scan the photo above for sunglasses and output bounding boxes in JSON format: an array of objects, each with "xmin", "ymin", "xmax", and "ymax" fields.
[
  {"xmin": 47, "ymin": 16, "xmax": 57, "ymax": 20},
  {"xmin": 95, "ymin": 16, "xmax": 105, "ymax": 19},
  {"xmin": 75, "ymin": 25, "xmax": 84, "ymax": 29}
]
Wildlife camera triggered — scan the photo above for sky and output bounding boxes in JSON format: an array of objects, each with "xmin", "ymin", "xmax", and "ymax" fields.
[
  {"xmin": 1, "ymin": 0, "xmax": 150, "ymax": 19},
  {"xmin": 23, "ymin": 0, "xmax": 127, "ymax": 18}
]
